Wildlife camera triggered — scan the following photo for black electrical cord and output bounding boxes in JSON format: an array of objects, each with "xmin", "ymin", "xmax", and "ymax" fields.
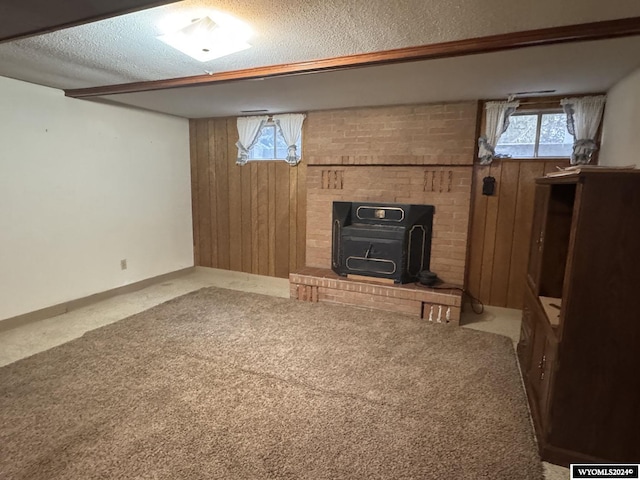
[{"xmin": 414, "ymin": 281, "xmax": 484, "ymax": 315}]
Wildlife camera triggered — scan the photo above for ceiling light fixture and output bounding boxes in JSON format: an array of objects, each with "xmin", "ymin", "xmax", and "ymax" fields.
[{"xmin": 157, "ymin": 11, "xmax": 252, "ymax": 62}]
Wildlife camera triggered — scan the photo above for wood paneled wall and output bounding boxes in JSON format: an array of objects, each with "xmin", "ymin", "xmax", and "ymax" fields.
[
  {"xmin": 190, "ymin": 106, "xmax": 571, "ymax": 306},
  {"xmin": 466, "ymin": 159, "xmax": 569, "ymax": 309},
  {"xmin": 189, "ymin": 118, "xmax": 306, "ymax": 278}
]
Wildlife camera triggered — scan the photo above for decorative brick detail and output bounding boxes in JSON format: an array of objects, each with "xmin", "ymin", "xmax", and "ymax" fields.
[
  {"xmin": 321, "ymin": 170, "xmax": 344, "ymax": 189},
  {"xmin": 424, "ymin": 169, "xmax": 453, "ymax": 193},
  {"xmin": 423, "ymin": 302, "xmax": 458, "ymax": 325},
  {"xmin": 290, "ymin": 268, "xmax": 461, "ymax": 325},
  {"xmin": 298, "ymin": 285, "xmax": 318, "ymax": 302},
  {"xmin": 292, "ymin": 284, "xmax": 318, "ymax": 302}
]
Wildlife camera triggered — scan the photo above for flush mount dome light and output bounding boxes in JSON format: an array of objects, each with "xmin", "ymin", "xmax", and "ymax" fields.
[{"xmin": 157, "ymin": 12, "xmax": 252, "ymax": 62}]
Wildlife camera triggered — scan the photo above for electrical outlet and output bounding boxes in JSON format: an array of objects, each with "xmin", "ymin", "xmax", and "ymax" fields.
[{"xmin": 120, "ymin": 259, "xmax": 127, "ymax": 270}]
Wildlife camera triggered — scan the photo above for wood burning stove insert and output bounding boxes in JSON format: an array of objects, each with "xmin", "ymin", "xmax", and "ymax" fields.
[{"xmin": 331, "ymin": 201, "xmax": 435, "ymax": 284}]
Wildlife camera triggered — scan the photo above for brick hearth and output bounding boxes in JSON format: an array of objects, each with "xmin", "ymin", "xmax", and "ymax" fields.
[{"xmin": 290, "ymin": 268, "xmax": 462, "ymax": 326}]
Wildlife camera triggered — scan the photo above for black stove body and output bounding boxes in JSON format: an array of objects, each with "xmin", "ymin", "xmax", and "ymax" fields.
[{"xmin": 331, "ymin": 201, "xmax": 435, "ymax": 284}]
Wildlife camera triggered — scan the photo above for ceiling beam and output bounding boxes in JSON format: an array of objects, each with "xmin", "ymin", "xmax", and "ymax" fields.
[
  {"xmin": 65, "ymin": 16, "xmax": 640, "ymax": 99},
  {"xmin": 0, "ymin": 0, "xmax": 178, "ymax": 44}
]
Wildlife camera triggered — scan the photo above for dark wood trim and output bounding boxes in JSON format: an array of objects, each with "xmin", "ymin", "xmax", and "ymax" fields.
[
  {"xmin": 0, "ymin": 0, "xmax": 178, "ymax": 44},
  {"xmin": 463, "ymin": 100, "xmax": 486, "ymax": 293},
  {"xmin": 304, "ymin": 162, "xmax": 474, "ymax": 168},
  {"xmin": 65, "ymin": 17, "xmax": 640, "ymax": 98}
]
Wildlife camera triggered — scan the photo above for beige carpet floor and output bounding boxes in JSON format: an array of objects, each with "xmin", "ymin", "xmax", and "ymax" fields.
[{"xmin": 0, "ymin": 287, "xmax": 543, "ymax": 479}]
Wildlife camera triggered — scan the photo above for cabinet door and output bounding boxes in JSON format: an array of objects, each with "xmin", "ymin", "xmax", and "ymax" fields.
[
  {"xmin": 527, "ymin": 185, "xmax": 550, "ymax": 293},
  {"xmin": 528, "ymin": 318, "xmax": 557, "ymax": 428},
  {"xmin": 517, "ymin": 288, "xmax": 536, "ymax": 375}
]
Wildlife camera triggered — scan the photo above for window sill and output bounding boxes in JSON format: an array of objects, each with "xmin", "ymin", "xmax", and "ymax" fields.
[
  {"xmin": 475, "ymin": 157, "xmax": 572, "ymax": 166},
  {"xmin": 246, "ymin": 159, "xmax": 292, "ymax": 162}
]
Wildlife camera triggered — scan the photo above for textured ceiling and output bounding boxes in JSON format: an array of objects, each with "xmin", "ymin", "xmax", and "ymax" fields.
[
  {"xmin": 1, "ymin": 0, "xmax": 640, "ymax": 117},
  {"xmin": 2, "ymin": 0, "xmax": 640, "ymax": 90}
]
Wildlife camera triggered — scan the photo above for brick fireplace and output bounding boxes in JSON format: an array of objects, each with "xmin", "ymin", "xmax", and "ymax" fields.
[{"xmin": 289, "ymin": 102, "xmax": 478, "ymax": 324}]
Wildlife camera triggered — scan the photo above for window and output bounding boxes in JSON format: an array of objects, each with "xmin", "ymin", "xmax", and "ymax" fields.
[
  {"xmin": 496, "ymin": 111, "xmax": 573, "ymax": 158},
  {"xmin": 248, "ymin": 123, "xmax": 302, "ymax": 161}
]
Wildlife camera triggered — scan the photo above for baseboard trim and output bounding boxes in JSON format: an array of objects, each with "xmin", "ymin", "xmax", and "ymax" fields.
[{"xmin": 0, "ymin": 267, "xmax": 195, "ymax": 332}]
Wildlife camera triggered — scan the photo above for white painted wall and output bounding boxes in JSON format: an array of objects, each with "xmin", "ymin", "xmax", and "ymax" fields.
[
  {"xmin": 600, "ymin": 67, "xmax": 640, "ymax": 167},
  {"xmin": 0, "ymin": 76, "xmax": 193, "ymax": 320}
]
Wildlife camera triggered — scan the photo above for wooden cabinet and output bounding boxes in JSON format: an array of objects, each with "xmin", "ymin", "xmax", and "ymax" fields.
[
  {"xmin": 518, "ymin": 171, "xmax": 640, "ymax": 466},
  {"xmin": 520, "ymin": 285, "xmax": 557, "ymax": 434},
  {"xmin": 528, "ymin": 318, "xmax": 556, "ymax": 427},
  {"xmin": 526, "ymin": 184, "xmax": 549, "ymax": 291},
  {"xmin": 516, "ymin": 288, "xmax": 535, "ymax": 370}
]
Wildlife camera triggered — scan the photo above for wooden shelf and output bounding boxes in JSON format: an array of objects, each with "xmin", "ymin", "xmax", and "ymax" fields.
[{"xmin": 538, "ymin": 296, "xmax": 561, "ymax": 328}]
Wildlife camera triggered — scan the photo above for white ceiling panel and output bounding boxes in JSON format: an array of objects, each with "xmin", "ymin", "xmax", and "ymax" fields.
[{"xmin": 93, "ymin": 37, "xmax": 640, "ymax": 118}]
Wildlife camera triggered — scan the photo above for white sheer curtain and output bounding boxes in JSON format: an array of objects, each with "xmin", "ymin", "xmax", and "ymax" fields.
[
  {"xmin": 560, "ymin": 96, "xmax": 606, "ymax": 165},
  {"xmin": 274, "ymin": 113, "xmax": 306, "ymax": 165},
  {"xmin": 477, "ymin": 101, "xmax": 520, "ymax": 165},
  {"xmin": 235, "ymin": 115, "xmax": 268, "ymax": 165}
]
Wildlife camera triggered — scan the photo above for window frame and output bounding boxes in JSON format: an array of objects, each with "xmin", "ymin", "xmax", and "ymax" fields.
[
  {"xmin": 247, "ymin": 121, "xmax": 302, "ymax": 162},
  {"xmin": 496, "ymin": 109, "xmax": 571, "ymax": 160}
]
